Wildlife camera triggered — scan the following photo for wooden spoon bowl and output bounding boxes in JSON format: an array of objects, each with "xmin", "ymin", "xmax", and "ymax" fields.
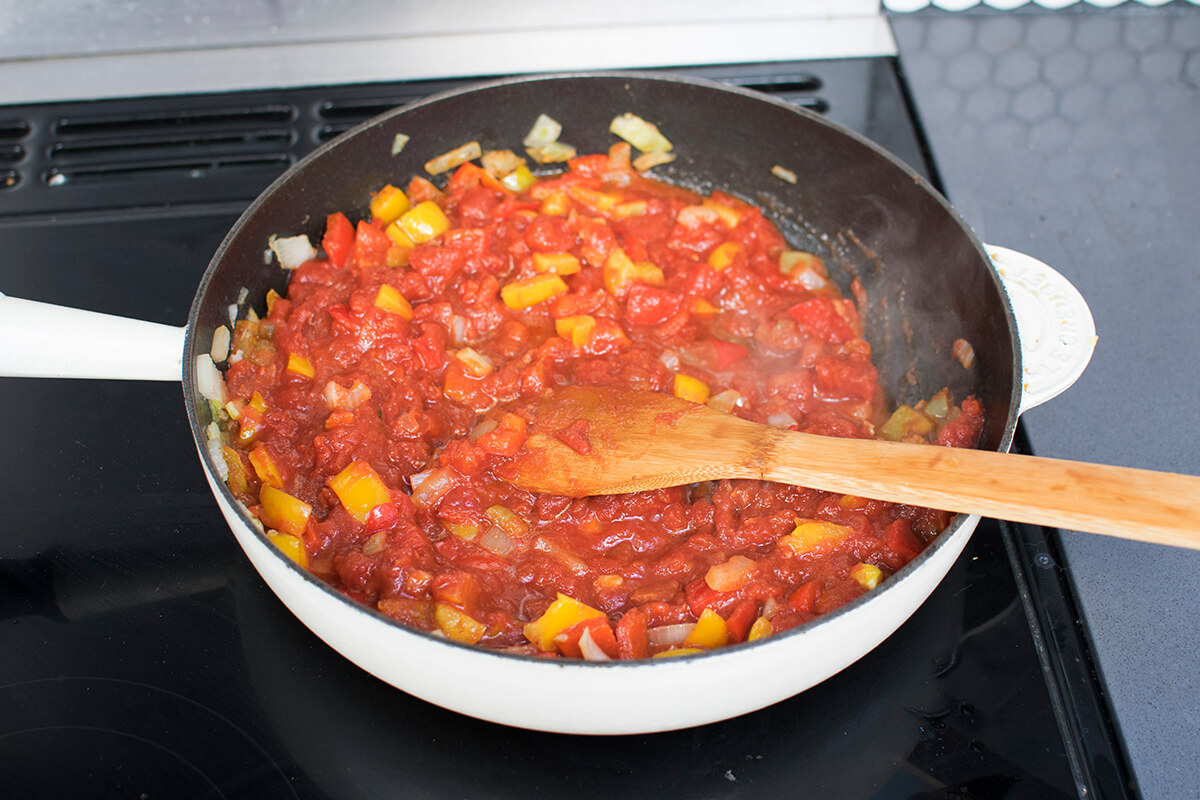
[{"xmin": 509, "ymin": 386, "xmax": 1200, "ymax": 550}]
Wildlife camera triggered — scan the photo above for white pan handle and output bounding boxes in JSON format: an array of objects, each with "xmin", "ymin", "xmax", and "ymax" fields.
[
  {"xmin": 0, "ymin": 293, "xmax": 185, "ymax": 381},
  {"xmin": 983, "ymin": 245, "xmax": 1097, "ymax": 415}
]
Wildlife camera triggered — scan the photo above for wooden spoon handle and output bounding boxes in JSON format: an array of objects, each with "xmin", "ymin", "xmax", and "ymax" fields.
[{"xmin": 764, "ymin": 431, "xmax": 1200, "ymax": 549}]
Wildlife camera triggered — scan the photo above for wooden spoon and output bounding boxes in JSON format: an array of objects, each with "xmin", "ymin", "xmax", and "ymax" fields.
[{"xmin": 507, "ymin": 386, "xmax": 1200, "ymax": 550}]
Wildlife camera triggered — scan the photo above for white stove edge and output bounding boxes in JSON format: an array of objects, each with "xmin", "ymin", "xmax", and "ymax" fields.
[{"xmin": 0, "ymin": 9, "xmax": 895, "ymax": 105}]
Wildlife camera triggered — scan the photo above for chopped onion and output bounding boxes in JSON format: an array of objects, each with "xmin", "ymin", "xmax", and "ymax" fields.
[
  {"xmin": 707, "ymin": 389, "xmax": 745, "ymax": 414},
  {"xmin": 647, "ymin": 623, "xmax": 695, "ymax": 648},
  {"xmin": 209, "ymin": 325, "xmax": 231, "ymax": 363},
  {"xmin": 523, "ymin": 113, "xmax": 563, "ymax": 147},
  {"xmin": 195, "ymin": 354, "xmax": 227, "ymax": 404},
  {"xmin": 658, "ymin": 348, "xmax": 681, "ymax": 371},
  {"xmin": 767, "ymin": 411, "xmax": 797, "ymax": 429},
  {"xmin": 409, "ymin": 466, "xmax": 456, "ymax": 510},
  {"xmin": 450, "ymin": 315, "xmax": 468, "ymax": 346},
  {"xmin": 632, "ymin": 151, "xmax": 676, "ymax": 172},
  {"xmin": 610, "ymin": 113, "xmax": 673, "ymax": 153},
  {"xmin": 425, "ymin": 140, "xmax": 482, "ymax": 176},
  {"xmin": 227, "ymin": 303, "xmax": 238, "ymax": 327},
  {"xmin": 527, "ymin": 141, "xmax": 576, "ymax": 164},
  {"xmin": 478, "ymin": 525, "xmax": 518, "ymax": 557},
  {"xmin": 771, "ymin": 165, "xmax": 798, "ymax": 184},
  {"xmin": 269, "ymin": 234, "xmax": 317, "ymax": 270},
  {"xmin": 207, "ymin": 436, "xmax": 229, "ymax": 480},
  {"xmin": 578, "ymin": 628, "xmax": 612, "ymax": 662},
  {"xmin": 470, "ymin": 419, "xmax": 499, "ymax": 440},
  {"xmin": 392, "ymin": 132, "xmax": 410, "ymax": 156},
  {"xmin": 952, "ymin": 338, "xmax": 976, "ymax": 370}
]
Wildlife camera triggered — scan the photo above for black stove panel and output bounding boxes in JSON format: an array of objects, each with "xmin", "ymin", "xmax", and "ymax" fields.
[{"xmin": 0, "ymin": 60, "xmax": 1125, "ymax": 798}]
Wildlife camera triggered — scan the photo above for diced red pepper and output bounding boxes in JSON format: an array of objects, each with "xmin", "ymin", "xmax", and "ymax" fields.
[
  {"xmin": 353, "ymin": 220, "xmax": 392, "ymax": 269},
  {"xmin": 706, "ymin": 339, "xmax": 749, "ymax": 370},
  {"xmin": 786, "ymin": 579, "xmax": 824, "ymax": 614},
  {"xmin": 476, "ymin": 413, "xmax": 528, "ymax": 457},
  {"xmin": 554, "ymin": 616, "xmax": 619, "ymax": 660},
  {"xmin": 684, "ymin": 576, "xmax": 738, "ymax": 617},
  {"xmin": 724, "ymin": 598, "xmax": 757, "ymax": 643},
  {"xmin": 616, "ymin": 607, "xmax": 650, "ymax": 660},
  {"xmin": 322, "ymin": 212, "xmax": 354, "ymax": 268},
  {"xmin": 785, "ymin": 297, "xmax": 855, "ymax": 343},
  {"xmin": 624, "ymin": 284, "xmax": 683, "ymax": 326}
]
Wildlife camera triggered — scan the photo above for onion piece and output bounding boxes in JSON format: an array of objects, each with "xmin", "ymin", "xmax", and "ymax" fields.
[
  {"xmin": 268, "ymin": 234, "xmax": 317, "ymax": 269},
  {"xmin": 195, "ymin": 354, "xmax": 227, "ymax": 404},
  {"xmin": 425, "ymin": 140, "xmax": 483, "ymax": 176},
  {"xmin": 706, "ymin": 389, "xmax": 745, "ymax": 414},
  {"xmin": 210, "ymin": 325, "xmax": 231, "ymax": 363},
  {"xmin": 767, "ymin": 411, "xmax": 797, "ymax": 429},
  {"xmin": 610, "ymin": 113, "xmax": 673, "ymax": 153},
  {"xmin": 391, "ymin": 133, "xmax": 410, "ymax": 156},
  {"xmin": 409, "ymin": 466, "xmax": 456, "ymax": 510},
  {"xmin": 647, "ymin": 623, "xmax": 695, "ymax": 648},
  {"xmin": 523, "ymin": 113, "xmax": 563, "ymax": 147},
  {"xmin": 771, "ymin": 165, "xmax": 798, "ymax": 184},
  {"xmin": 478, "ymin": 525, "xmax": 518, "ymax": 557},
  {"xmin": 207, "ymin": 436, "xmax": 229, "ymax": 480},
  {"xmin": 578, "ymin": 628, "xmax": 612, "ymax": 662}
]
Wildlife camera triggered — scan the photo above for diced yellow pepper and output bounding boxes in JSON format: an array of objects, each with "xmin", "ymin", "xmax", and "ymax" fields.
[
  {"xmin": 248, "ymin": 391, "xmax": 268, "ymax": 413},
  {"xmin": 611, "ymin": 200, "xmax": 648, "ymax": 220},
  {"xmin": 523, "ymin": 593, "xmax": 606, "ymax": 651},
  {"xmin": 540, "ymin": 191, "xmax": 570, "ymax": 216},
  {"xmin": 259, "ymin": 484, "xmax": 312, "ymax": 539},
  {"xmin": 395, "ymin": 200, "xmax": 450, "ymax": 244},
  {"xmin": 501, "ymin": 164, "xmax": 537, "ymax": 193},
  {"xmin": 555, "ymin": 314, "xmax": 596, "ymax": 347},
  {"xmin": 435, "ymin": 602, "xmax": 486, "ymax": 645},
  {"xmin": 850, "ymin": 563, "xmax": 883, "ymax": 591},
  {"xmin": 567, "ymin": 184, "xmax": 622, "ymax": 213},
  {"xmin": 384, "ymin": 220, "xmax": 417, "ymax": 249},
  {"xmin": 500, "ymin": 273, "xmax": 568, "ymax": 310},
  {"xmin": 248, "ymin": 445, "xmax": 284, "ymax": 489},
  {"xmin": 531, "ymin": 252, "xmax": 581, "ymax": 275},
  {"xmin": 747, "ymin": 616, "xmax": 773, "ymax": 642},
  {"xmin": 703, "ymin": 199, "xmax": 742, "ymax": 228},
  {"xmin": 839, "ymin": 494, "xmax": 868, "ymax": 509},
  {"xmin": 327, "ymin": 460, "xmax": 393, "ymax": 523},
  {"xmin": 385, "ymin": 244, "xmax": 410, "ymax": 268},
  {"xmin": 707, "ymin": 241, "xmax": 745, "ymax": 271},
  {"xmin": 652, "ymin": 647, "xmax": 704, "ymax": 659},
  {"xmin": 374, "ymin": 284, "xmax": 414, "ymax": 318},
  {"xmin": 369, "ymin": 183, "xmax": 411, "ymax": 226},
  {"xmin": 880, "ymin": 405, "xmax": 936, "ymax": 442},
  {"xmin": 267, "ymin": 532, "xmax": 308, "ymax": 568},
  {"xmin": 690, "ymin": 297, "xmax": 719, "ymax": 316},
  {"xmin": 603, "ymin": 247, "xmax": 664, "ymax": 296},
  {"xmin": 683, "ymin": 608, "xmax": 729, "ymax": 649},
  {"xmin": 286, "ymin": 352, "xmax": 315, "ymax": 379},
  {"xmin": 673, "ymin": 373, "xmax": 711, "ymax": 405},
  {"xmin": 484, "ymin": 505, "xmax": 529, "ymax": 537},
  {"xmin": 445, "ymin": 521, "xmax": 480, "ymax": 540},
  {"xmin": 779, "ymin": 519, "xmax": 853, "ymax": 554}
]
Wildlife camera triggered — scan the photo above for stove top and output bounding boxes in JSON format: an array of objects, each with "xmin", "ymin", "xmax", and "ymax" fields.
[{"xmin": 0, "ymin": 59, "xmax": 1131, "ymax": 798}]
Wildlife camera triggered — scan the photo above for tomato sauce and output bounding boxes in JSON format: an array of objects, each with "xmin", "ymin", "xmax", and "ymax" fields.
[{"xmin": 216, "ymin": 142, "xmax": 983, "ymax": 659}]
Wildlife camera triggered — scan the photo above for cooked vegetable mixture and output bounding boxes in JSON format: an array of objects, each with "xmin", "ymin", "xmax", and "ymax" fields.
[{"xmin": 209, "ymin": 119, "xmax": 983, "ymax": 660}]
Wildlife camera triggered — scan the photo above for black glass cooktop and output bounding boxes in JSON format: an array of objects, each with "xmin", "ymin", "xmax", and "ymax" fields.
[{"xmin": 0, "ymin": 60, "xmax": 1133, "ymax": 798}]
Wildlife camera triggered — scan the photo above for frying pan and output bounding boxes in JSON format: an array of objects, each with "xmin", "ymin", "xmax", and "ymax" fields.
[{"xmin": 0, "ymin": 73, "xmax": 1095, "ymax": 734}]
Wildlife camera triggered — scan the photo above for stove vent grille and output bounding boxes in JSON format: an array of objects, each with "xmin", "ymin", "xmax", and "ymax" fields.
[
  {"xmin": 44, "ymin": 104, "xmax": 298, "ymax": 187},
  {"xmin": 315, "ymin": 95, "xmax": 422, "ymax": 142},
  {"xmin": 0, "ymin": 118, "xmax": 30, "ymax": 192}
]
